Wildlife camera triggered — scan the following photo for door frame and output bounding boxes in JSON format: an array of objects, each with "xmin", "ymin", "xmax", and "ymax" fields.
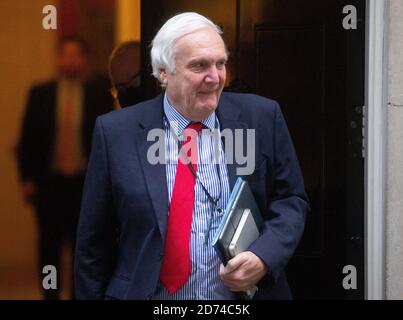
[{"xmin": 365, "ymin": 0, "xmax": 388, "ymax": 300}]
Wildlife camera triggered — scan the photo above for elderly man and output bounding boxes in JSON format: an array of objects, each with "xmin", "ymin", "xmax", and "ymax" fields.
[{"xmin": 75, "ymin": 12, "xmax": 309, "ymax": 300}]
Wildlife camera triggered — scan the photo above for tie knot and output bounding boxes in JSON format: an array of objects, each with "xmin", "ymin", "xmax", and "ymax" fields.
[{"xmin": 186, "ymin": 122, "xmax": 204, "ymax": 133}]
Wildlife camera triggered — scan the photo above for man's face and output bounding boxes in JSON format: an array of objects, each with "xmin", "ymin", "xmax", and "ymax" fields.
[
  {"xmin": 57, "ymin": 41, "xmax": 87, "ymax": 79},
  {"xmin": 164, "ymin": 28, "xmax": 227, "ymax": 121}
]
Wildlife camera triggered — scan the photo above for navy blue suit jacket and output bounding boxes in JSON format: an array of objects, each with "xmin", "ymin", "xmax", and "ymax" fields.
[{"xmin": 75, "ymin": 92, "xmax": 309, "ymax": 300}]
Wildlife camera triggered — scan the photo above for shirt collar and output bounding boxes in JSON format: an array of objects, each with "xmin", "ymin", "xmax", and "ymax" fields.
[{"xmin": 163, "ymin": 93, "xmax": 216, "ymax": 137}]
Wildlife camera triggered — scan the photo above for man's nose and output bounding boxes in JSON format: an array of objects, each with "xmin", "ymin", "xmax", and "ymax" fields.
[{"xmin": 205, "ymin": 66, "xmax": 220, "ymax": 84}]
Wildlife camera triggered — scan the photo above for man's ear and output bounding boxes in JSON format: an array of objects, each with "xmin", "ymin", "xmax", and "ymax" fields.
[{"xmin": 159, "ymin": 69, "xmax": 168, "ymax": 86}]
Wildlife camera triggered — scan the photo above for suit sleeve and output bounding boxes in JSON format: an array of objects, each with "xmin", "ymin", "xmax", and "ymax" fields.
[
  {"xmin": 75, "ymin": 117, "xmax": 118, "ymax": 300},
  {"xmin": 249, "ymin": 102, "xmax": 310, "ymax": 284},
  {"xmin": 17, "ymin": 87, "xmax": 38, "ymax": 182}
]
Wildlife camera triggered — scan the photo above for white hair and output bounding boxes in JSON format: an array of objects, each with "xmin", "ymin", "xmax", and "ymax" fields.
[{"xmin": 150, "ymin": 12, "xmax": 224, "ymax": 81}]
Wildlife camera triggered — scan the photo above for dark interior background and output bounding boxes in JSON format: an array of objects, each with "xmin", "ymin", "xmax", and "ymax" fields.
[{"xmin": 140, "ymin": 0, "xmax": 365, "ymax": 299}]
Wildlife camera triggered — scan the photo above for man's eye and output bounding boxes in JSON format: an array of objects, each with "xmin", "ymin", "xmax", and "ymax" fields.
[
  {"xmin": 217, "ymin": 61, "xmax": 227, "ymax": 68},
  {"xmin": 195, "ymin": 62, "xmax": 206, "ymax": 69}
]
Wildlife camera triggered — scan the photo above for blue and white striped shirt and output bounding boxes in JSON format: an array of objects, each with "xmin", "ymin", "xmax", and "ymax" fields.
[{"xmin": 153, "ymin": 94, "xmax": 235, "ymax": 300}]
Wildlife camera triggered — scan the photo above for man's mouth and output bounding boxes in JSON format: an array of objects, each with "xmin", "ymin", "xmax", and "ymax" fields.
[{"xmin": 198, "ymin": 90, "xmax": 217, "ymax": 94}]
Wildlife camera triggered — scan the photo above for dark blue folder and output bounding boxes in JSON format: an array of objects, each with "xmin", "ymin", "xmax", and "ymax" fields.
[{"xmin": 212, "ymin": 177, "xmax": 263, "ymax": 264}]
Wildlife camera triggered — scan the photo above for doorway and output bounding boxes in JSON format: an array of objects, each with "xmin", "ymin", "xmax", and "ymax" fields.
[{"xmin": 140, "ymin": 0, "xmax": 366, "ymax": 299}]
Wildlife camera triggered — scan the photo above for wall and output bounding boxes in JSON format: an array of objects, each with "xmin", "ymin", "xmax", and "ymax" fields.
[
  {"xmin": 0, "ymin": 0, "xmax": 57, "ymax": 298},
  {"xmin": 0, "ymin": 0, "xmax": 57, "ymax": 266},
  {"xmin": 116, "ymin": 0, "xmax": 140, "ymax": 43},
  {"xmin": 386, "ymin": 0, "xmax": 403, "ymax": 300}
]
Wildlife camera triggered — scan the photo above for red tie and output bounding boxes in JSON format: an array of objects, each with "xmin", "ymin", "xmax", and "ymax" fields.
[{"xmin": 160, "ymin": 122, "xmax": 204, "ymax": 294}]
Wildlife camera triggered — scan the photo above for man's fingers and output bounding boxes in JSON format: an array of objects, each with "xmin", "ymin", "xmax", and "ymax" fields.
[
  {"xmin": 223, "ymin": 253, "xmax": 246, "ymax": 274},
  {"xmin": 220, "ymin": 252, "xmax": 268, "ymax": 293},
  {"xmin": 219, "ymin": 263, "xmax": 226, "ymax": 276}
]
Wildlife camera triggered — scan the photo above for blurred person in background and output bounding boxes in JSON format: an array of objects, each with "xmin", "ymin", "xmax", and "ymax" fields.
[
  {"xmin": 108, "ymin": 41, "xmax": 144, "ymax": 108},
  {"xmin": 17, "ymin": 35, "xmax": 113, "ymax": 300}
]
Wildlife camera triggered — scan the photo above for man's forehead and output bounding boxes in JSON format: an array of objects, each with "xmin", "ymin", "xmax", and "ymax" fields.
[{"xmin": 175, "ymin": 29, "xmax": 227, "ymax": 59}]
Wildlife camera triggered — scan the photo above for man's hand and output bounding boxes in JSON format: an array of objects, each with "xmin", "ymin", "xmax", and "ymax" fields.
[{"xmin": 219, "ymin": 251, "xmax": 269, "ymax": 292}]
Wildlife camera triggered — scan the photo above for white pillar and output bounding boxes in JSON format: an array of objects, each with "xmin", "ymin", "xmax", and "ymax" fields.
[{"xmin": 365, "ymin": 0, "xmax": 388, "ymax": 300}]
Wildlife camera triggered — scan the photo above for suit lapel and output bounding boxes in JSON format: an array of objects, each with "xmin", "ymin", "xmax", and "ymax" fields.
[
  {"xmin": 216, "ymin": 94, "xmax": 248, "ymax": 190},
  {"xmin": 134, "ymin": 94, "xmax": 169, "ymax": 240}
]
